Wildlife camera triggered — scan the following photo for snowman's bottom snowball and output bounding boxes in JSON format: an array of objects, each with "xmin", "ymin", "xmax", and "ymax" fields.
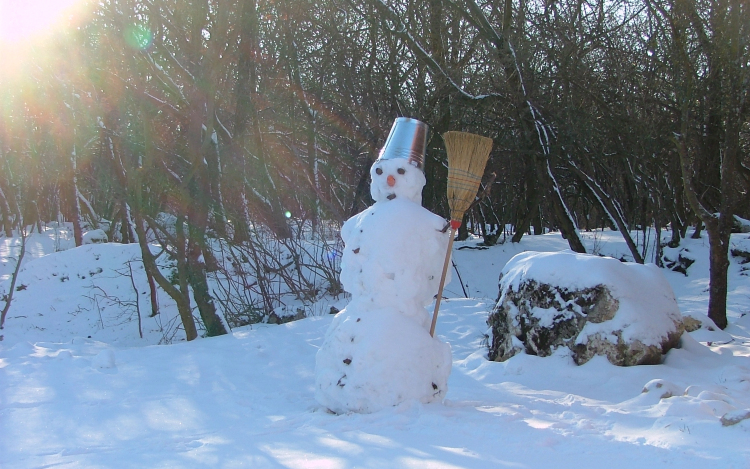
[{"xmin": 315, "ymin": 307, "xmax": 452, "ymax": 414}]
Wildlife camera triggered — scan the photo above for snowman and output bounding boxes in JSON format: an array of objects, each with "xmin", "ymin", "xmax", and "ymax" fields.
[{"xmin": 315, "ymin": 118, "xmax": 453, "ymax": 414}]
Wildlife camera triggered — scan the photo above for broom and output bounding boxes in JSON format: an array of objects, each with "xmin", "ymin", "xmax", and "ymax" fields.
[{"xmin": 429, "ymin": 131, "xmax": 493, "ymax": 337}]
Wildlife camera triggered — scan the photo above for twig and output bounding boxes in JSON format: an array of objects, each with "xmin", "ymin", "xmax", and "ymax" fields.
[
  {"xmin": 452, "ymin": 260, "xmax": 468, "ymax": 298},
  {"xmin": 126, "ymin": 260, "xmax": 143, "ymax": 339}
]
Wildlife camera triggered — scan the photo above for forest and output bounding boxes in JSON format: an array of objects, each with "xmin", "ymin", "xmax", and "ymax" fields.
[{"xmin": 0, "ymin": 0, "xmax": 748, "ymax": 334}]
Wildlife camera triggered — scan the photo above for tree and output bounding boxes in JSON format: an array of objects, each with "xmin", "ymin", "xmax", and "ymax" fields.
[
  {"xmin": 0, "ymin": 226, "xmax": 27, "ymax": 330},
  {"xmin": 646, "ymin": 0, "xmax": 749, "ymax": 329}
]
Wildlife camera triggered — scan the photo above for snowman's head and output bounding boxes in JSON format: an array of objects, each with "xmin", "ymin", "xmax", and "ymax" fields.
[{"xmin": 370, "ymin": 158, "xmax": 426, "ymax": 204}]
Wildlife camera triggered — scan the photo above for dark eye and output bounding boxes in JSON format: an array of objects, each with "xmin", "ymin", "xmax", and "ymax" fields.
[
  {"xmin": 375, "ymin": 167, "xmax": 383, "ymax": 175},
  {"xmin": 397, "ymin": 168, "xmax": 405, "ymax": 175}
]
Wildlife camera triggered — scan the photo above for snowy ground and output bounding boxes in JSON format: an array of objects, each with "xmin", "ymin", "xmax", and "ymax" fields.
[{"xmin": 1, "ymin": 227, "xmax": 749, "ymax": 468}]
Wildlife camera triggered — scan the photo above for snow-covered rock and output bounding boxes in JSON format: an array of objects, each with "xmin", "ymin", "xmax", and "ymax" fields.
[
  {"xmin": 680, "ymin": 311, "xmax": 733, "ymax": 344},
  {"xmin": 92, "ymin": 349, "xmax": 116, "ymax": 369},
  {"xmin": 266, "ymin": 305, "xmax": 306, "ymax": 324},
  {"xmin": 82, "ymin": 229, "xmax": 108, "ymax": 244},
  {"xmin": 488, "ymin": 251, "xmax": 684, "ymax": 366},
  {"xmin": 732, "ymin": 215, "xmax": 750, "ymax": 233},
  {"xmin": 641, "ymin": 378, "xmax": 683, "ymax": 399},
  {"xmin": 662, "ymin": 246, "xmax": 695, "ymax": 276}
]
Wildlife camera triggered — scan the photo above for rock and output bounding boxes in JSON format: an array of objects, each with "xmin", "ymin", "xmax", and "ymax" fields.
[
  {"xmin": 487, "ymin": 251, "xmax": 684, "ymax": 366},
  {"xmin": 662, "ymin": 247, "xmax": 695, "ymax": 276},
  {"xmin": 721, "ymin": 409, "xmax": 750, "ymax": 426},
  {"xmin": 642, "ymin": 379, "xmax": 683, "ymax": 399},
  {"xmin": 732, "ymin": 215, "xmax": 750, "ymax": 233},
  {"xmin": 572, "ymin": 328, "xmax": 682, "ymax": 366},
  {"xmin": 679, "ymin": 313, "xmax": 732, "ymax": 344},
  {"xmin": 730, "ymin": 248, "xmax": 750, "ymax": 264},
  {"xmin": 266, "ymin": 307, "xmax": 305, "ymax": 325},
  {"xmin": 82, "ymin": 229, "xmax": 108, "ymax": 244},
  {"xmin": 487, "ymin": 280, "xmax": 617, "ymax": 360},
  {"xmin": 681, "ymin": 315, "xmax": 703, "ymax": 332}
]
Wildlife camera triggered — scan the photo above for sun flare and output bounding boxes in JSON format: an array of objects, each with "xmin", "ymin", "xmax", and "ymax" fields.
[{"xmin": 0, "ymin": 0, "xmax": 80, "ymax": 45}]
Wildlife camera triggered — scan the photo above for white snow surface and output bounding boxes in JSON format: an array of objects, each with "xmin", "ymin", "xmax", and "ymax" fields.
[
  {"xmin": 500, "ymin": 251, "xmax": 683, "ymax": 346},
  {"xmin": 0, "ymin": 241, "xmax": 181, "ymax": 345},
  {"xmin": 1, "ymin": 228, "xmax": 749, "ymax": 468}
]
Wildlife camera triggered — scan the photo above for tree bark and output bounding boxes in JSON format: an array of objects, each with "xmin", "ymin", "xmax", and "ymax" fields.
[
  {"xmin": 186, "ymin": 178, "xmax": 227, "ymax": 337},
  {"xmin": 187, "ymin": 239, "xmax": 227, "ymax": 336},
  {"xmin": 568, "ymin": 160, "xmax": 643, "ymax": 262},
  {"xmin": 232, "ymin": 0, "xmax": 291, "ymax": 239},
  {"xmin": 0, "ymin": 228, "xmax": 26, "ymax": 329},
  {"xmin": 667, "ymin": 0, "xmax": 746, "ymax": 329},
  {"xmin": 545, "ymin": 160, "xmax": 586, "ymax": 253},
  {"xmin": 70, "ymin": 150, "xmax": 83, "ymax": 247},
  {"xmin": 134, "ymin": 212, "xmax": 198, "ymax": 340},
  {"xmin": 0, "ymin": 184, "xmax": 14, "ymax": 237},
  {"xmin": 706, "ymin": 226, "xmax": 730, "ymax": 329},
  {"xmin": 511, "ymin": 155, "xmax": 541, "ymax": 243}
]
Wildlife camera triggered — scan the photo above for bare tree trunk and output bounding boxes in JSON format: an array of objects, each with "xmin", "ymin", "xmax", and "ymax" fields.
[
  {"xmin": 0, "ymin": 184, "xmax": 14, "ymax": 237},
  {"xmin": 511, "ymin": 149, "xmax": 541, "ymax": 243},
  {"xmin": 568, "ymin": 160, "xmax": 643, "ymax": 262},
  {"xmin": 705, "ymin": 225, "xmax": 731, "ymax": 329},
  {"xmin": 120, "ymin": 201, "xmax": 136, "ymax": 244},
  {"xmin": 232, "ymin": 0, "xmax": 291, "ymax": 239},
  {"xmin": 187, "ymin": 239, "xmax": 227, "ymax": 337},
  {"xmin": 134, "ymin": 212, "xmax": 198, "ymax": 340},
  {"xmin": 691, "ymin": 220, "xmax": 703, "ymax": 239},
  {"xmin": 0, "ymin": 227, "xmax": 27, "ymax": 329},
  {"xmin": 512, "ymin": 185, "xmax": 540, "ymax": 243},
  {"xmin": 70, "ymin": 149, "xmax": 83, "ymax": 246},
  {"xmin": 186, "ymin": 179, "xmax": 227, "ymax": 337},
  {"xmin": 24, "ymin": 190, "xmax": 42, "ymax": 234},
  {"xmin": 545, "ymin": 160, "xmax": 586, "ymax": 253},
  {"xmin": 669, "ymin": 214, "xmax": 682, "ymax": 248},
  {"xmin": 677, "ymin": 104, "xmax": 735, "ymax": 330},
  {"xmin": 654, "ymin": 216, "xmax": 664, "ymax": 267},
  {"xmin": 146, "ymin": 260, "xmax": 159, "ymax": 317},
  {"xmin": 658, "ymin": 0, "xmax": 749, "ymax": 329}
]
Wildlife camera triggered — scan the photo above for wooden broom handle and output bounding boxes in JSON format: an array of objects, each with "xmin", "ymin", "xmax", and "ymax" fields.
[{"xmin": 430, "ymin": 225, "xmax": 458, "ymax": 337}]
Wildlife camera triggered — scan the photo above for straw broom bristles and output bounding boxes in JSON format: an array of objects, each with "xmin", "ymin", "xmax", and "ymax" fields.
[
  {"xmin": 444, "ymin": 131, "xmax": 494, "ymax": 223},
  {"xmin": 430, "ymin": 131, "xmax": 493, "ymax": 337}
]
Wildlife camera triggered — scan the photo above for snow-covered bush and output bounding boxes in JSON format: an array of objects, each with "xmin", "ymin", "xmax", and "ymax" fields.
[{"xmin": 209, "ymin": 221, "xmax": 344, "ymax": 328}]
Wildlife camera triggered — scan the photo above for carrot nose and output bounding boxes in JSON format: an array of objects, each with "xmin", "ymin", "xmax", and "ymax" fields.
[{"xmin": 387, "ymin": 175, "xmax": 396, "ymax": 187}]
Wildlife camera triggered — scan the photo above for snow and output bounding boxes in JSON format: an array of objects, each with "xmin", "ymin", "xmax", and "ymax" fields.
[
  {"xmin": 0, "ymin": 242, "xmax": 180, "ymax": 345},
  {"xmin": 368, "ymin": 158, "xmax": 427, "ymax": 205},
  {"xmin": 339, "ymin": 198, "xmax": 449, "ymax": 312},
  {"xmin": 317, "ymin": 158, "xmax": 452, "ymax": 413},
  {"xmin": 0, "ymin": 228, "xmax": 749, "ymax": 467},
  {"xmin": 315, "ymin": 304, "xmax": 452, "ymax": 414}
]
